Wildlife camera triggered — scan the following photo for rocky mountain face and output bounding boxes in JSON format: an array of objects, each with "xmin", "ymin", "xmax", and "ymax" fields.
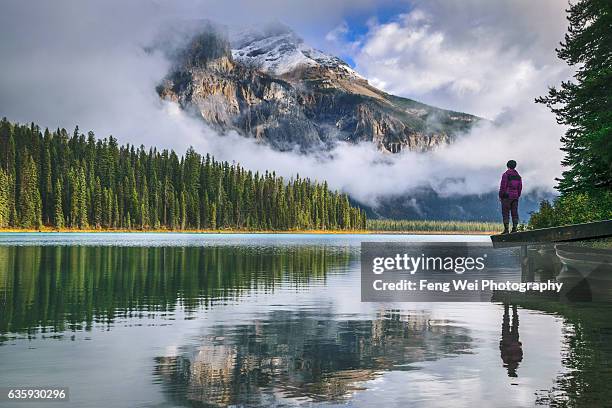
[{"xmin": 158, "ymin": 23, "xmax": 479, "ymax": 152}]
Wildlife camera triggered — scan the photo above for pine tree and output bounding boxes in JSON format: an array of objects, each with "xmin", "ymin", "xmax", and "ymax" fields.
[
  {"xmin": 7, "ymin": 134, "xmax": 17, "ymax": 225},
  {"xmin": 53, "ymin": 178, "xmax": 64, "ymax": 228},
  {"xmin": 209, "ymin": 203, "xmax": 217, "ymax": 230},
  {"xmin": 69, "ymin": 169, "xmax": 78, "ymax": 227},
  {"xmin": 42, "ymin": 147, "xmax": 53, "ymax": 224},
  {"xmin": 536, "ymin": 0, "xmax": 612, "ymax": 193},
  {"xmin": 78, "ymin": 167, "xmax": 89, "ymax": 228},
  {"xmin": 102, "ymin": 188, "xmax": 110, "ymax": 228},
  {"xmin": 93, "ymin": 177, "xmax": 102, "ymax": 228},
  {"xmin": 140, "ymin": 175, "xmax": 149, "ymax": 229},
  {"xmin": 18, "ymin": 154, "xmax": 42, "ymax": 228},
  {"xmin": 180, "ymin": 191, "xmax": 186, "ymax": 230},
  {"xmin": 113, "ymin": 194, "xmax": 120, "ymax": 228},
  {"xmin": 0, "ymin": 168, "xmax": 11, "ymax": 227}
]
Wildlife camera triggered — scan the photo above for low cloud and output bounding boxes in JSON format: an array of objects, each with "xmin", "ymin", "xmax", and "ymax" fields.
[
  {"xmin": 189, "ymin": 103, "xmax": 562, "ymax": 206},
  {"xmin": 0, "ymin": 0, "xmax": 569, "ymax": 209}
]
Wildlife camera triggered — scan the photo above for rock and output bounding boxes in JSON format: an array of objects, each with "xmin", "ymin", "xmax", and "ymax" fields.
[{"xmin": 158, "ymin": 23, "xmax": 480, "ymax": 152}]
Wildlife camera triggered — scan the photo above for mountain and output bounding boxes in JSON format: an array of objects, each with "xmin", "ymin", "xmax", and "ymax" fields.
[
  {"xmin": 230, "ymin": 23, "xmax": 362, "ymax": 79},
  {"xmin": 157, "ymin": 22, "xmax": 479, "ymax": 152},
  {"xmin": 156, "ymin": 23, "xmax": 548, "ymax": 222},
  {"xmin": 365, "ymin": 190, "xmax": 552, "ymax": 221}
]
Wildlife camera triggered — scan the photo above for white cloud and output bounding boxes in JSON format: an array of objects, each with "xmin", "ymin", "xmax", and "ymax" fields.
[
  {"xmin": 325, "ymin": 21, "xmax": 349, "ymax": 42},
  {"xmin": 0, "ymin": 0, "xmax": 570, "ymax": 210},
  {"xmin": 352, "ymin": 9, "xmax": 570, "ymax": 120}
]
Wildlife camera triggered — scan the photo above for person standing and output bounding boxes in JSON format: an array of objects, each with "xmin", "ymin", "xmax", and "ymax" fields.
[{"xmin": 499, "ymin": 160, "xmax": 522, "ymax": 234}]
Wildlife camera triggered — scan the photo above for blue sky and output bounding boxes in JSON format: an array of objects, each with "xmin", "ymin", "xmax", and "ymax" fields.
[{"xmin": 296, "ymin": 2, "xmax": 416, "ymax": 67}]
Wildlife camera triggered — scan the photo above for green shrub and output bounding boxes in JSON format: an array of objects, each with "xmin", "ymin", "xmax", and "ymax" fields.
[{"xmin": 529, "ymin": 190, "xmax": 612, "ymax": 229}]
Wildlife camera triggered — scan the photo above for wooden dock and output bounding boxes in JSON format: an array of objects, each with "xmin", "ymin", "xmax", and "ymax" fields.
[
  {"xmin": 490, "ymin": 220, "xmax": 612, "ymax": 283},
  {"xmin": 491, "ymin": 220, "xmax": 612, "ymax": 248}
]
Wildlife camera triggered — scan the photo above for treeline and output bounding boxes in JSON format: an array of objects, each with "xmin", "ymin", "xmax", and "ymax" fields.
[{"xmin": 0, "ymin": 118, "xmax": 366, "ymax": 230}]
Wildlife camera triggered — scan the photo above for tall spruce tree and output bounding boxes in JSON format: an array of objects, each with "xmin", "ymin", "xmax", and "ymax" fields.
[
  {"xmin": 54, "ymin": 179, "xmax": 64, "ymax": 228},
  {"xmin": 0, "ymin": 168, "xmax": 11, "ymax": 227},
  {"xmin": 18, "ymin": 154, "xmax": 42, "ymax": 228},
  {"xmin": 6, "ymin": 134, "xmax": 17, "ymax": 225},
  {"xmin": 536, "ymin": 0, "xmax": 612, "ymax": 193},
  {"xmin": 42, "ymin": 147, "xmax": 53, "ymax": 224},
  {"xmin": 93, "ymin": 177, "xmax": 102, "ymax": 228}
]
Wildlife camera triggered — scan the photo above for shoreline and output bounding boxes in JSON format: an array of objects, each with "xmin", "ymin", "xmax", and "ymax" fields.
[{"xmin": 0, "ymin": 228, "xmax": 497, "ymax": 236}]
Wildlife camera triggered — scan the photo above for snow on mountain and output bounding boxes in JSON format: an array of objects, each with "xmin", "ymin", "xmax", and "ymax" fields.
[
  {"xmin": 230, "ymin": 23, "xmax": 362, "ymax": 79},
  {"xmin": 160, "ymin": 21, "xmax": 479, "ymax": 155}
]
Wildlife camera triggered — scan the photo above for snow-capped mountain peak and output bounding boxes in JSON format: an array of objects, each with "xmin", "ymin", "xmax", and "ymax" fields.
[
  {"xmin": 160, "ymin": 21, "xmax": 479, "ymax": 155},
  {"xmin": 230, "ymin": 23, "xmax": 361, "ymax": 79}
]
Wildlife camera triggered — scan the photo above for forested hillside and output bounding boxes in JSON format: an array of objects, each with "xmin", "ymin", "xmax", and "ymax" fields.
[{"xmin": 0, "ymin": 118, "xmax": 366, "ymax": 230}]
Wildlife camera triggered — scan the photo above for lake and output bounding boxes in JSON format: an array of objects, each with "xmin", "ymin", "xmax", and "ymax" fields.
[{"xmin": 1, "ymin": 233, "xmax": 611, "ymax": 407}]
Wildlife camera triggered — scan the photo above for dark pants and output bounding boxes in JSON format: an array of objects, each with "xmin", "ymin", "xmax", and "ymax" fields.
[{"xmin": 501, "ymin": 198, "xmax": 519, "ymax": 224}]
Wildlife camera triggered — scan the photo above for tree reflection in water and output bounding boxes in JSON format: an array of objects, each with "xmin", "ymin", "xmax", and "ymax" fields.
[
  {"xmin": 507, "ymin": 243, "xmax": 612, "ymax": 406},
  {"xmin": 0, "ymin": 245, "xmax": 351, "ymax": 336}
]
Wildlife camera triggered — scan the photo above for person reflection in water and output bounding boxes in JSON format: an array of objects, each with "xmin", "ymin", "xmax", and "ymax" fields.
[{"xmin": 500, "ymin": 303, "xmax": 523, "ymax": 377}]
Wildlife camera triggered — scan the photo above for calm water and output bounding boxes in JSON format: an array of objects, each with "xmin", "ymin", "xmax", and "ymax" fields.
[{"xmin": 0, "ymin": 233, "xmax": 611, "ymax": 407}]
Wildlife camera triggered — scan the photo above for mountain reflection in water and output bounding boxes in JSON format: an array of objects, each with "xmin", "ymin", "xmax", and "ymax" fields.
[
  {"xmin": 0, "ymin": 235, "xmax": 611, "ymax": 407},
  {"xmin": 154, "ymin": 310, "xmax": 472, "ymax": 406}
]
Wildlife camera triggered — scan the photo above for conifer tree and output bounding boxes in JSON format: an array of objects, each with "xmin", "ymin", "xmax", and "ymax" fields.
[
  {"xmin": 536, "ymin": 0, "xmax": 612, "ymax": 193},
  {"xmin": 18, "ymin": 154, "xmax": 42, "ymax": 228},
  {"xmin": 6, "ymin": 134, "xmax": 17, "ymax": 225},
  {"xmin": 69, "ymin": 169, "xmax": 79, "ymax": 227},
  {"xmin": 141, "ymin": 175, "xmax": 150, "ymax": 229},
  {"xmin": 529, "ymin": 0, "xmax": 612, "ymax": 227},
  {"xmin": 180, "ymin": 191, "xmax": 186, "ymax": 230},
  {"xmin": 0, "ymin": 168, "xmax": 10, "ymax": 227},
  {"xmin": 42, "ymin": 148, "xmax": 53, "ymax": 224},
  {"xmin": 210, "ymin": 203, "xmax": 217, "ymax": 230},
  {"xmin": 93, "ymin": 177, "xmax": 102, "ymax": 228},
  {"xmin": 53, "ymin": 179, "xmax": 64, "ymax": 228},
  {"xmin": 78, "ymin": 167, "xmax": 88, "ymax": 228},
  {"xmin": 113, "ymin": 194, "xmax": 120, "ymax": 228}
]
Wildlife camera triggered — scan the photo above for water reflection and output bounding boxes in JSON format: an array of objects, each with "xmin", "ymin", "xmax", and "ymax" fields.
[
  {"xmin": 555, "ymin": 244, "xmax": 612, "ymax": 302},
  {"xmin": 503, "ymin": 242, "xmax": 612, "ymax": 405},
  {"xmin": 499, "ymin": 304, "xmax": 522, "ymax": 377},
  {"xmin": 0, "ymin": 237, "xmax": 611, "ymax": 407},
  {"xmin": 0, "ymin": 245, "xmax": 352, "ymax": 336},
  {"xmin": 154, "ymin": 310, "xmax": 473, "ymax": 406}
]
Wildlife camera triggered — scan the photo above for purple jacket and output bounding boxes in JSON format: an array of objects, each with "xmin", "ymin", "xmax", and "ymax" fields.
[{"xmin": 499, "ymin": 169, "xmax": 522, "ymax": 200}]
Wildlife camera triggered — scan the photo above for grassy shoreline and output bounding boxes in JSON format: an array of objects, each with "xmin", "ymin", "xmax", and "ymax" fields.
[
  {"xmin": 0, "ymin": 227, "xmax": 495, "ymax": 235},
  {"xmin": 367, "ymin": 219, "xmax": 502, "ymax": 234}
]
